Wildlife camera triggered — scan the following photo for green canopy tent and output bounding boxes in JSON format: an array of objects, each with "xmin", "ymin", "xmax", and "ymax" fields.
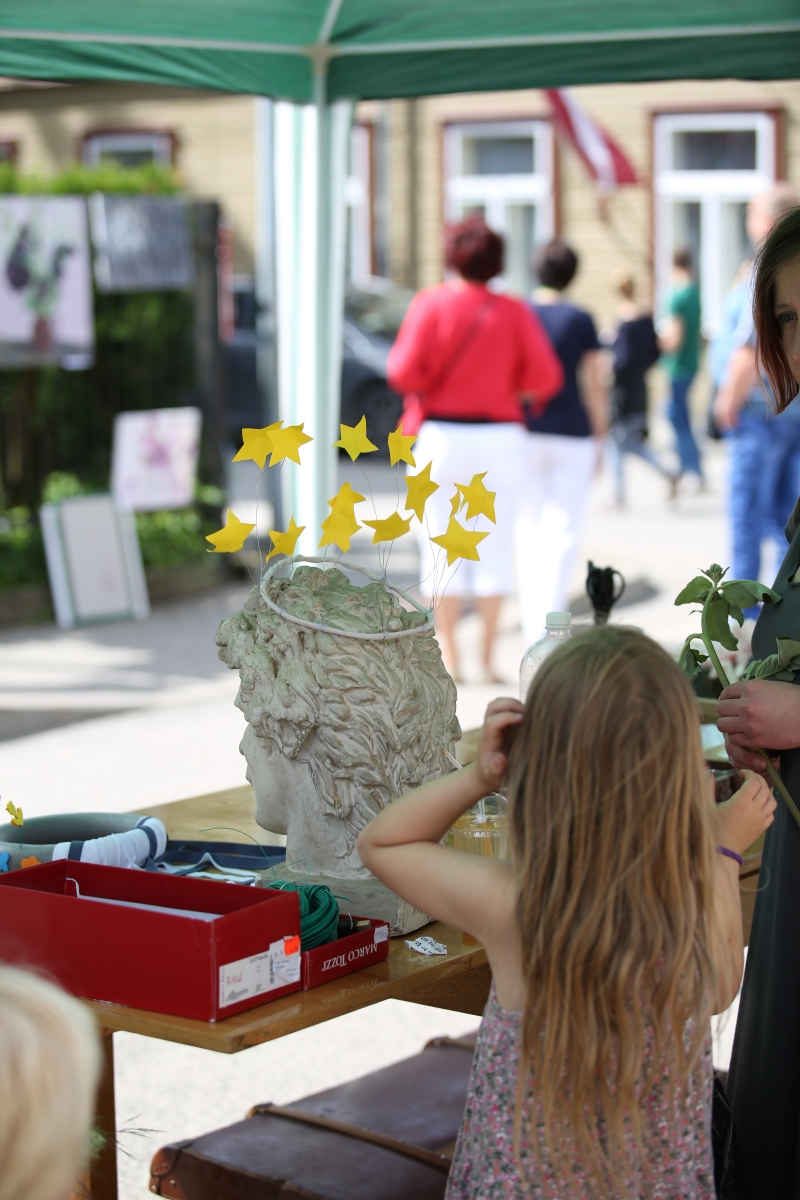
[{"xmin": 1, "ymin": 1, "xmax": 798, "ymax": 544}]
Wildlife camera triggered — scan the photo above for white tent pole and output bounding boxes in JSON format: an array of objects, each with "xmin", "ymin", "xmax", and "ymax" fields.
[{"xmin": 273, "ymin": 63, "xmax": 352, "ymax": 554}]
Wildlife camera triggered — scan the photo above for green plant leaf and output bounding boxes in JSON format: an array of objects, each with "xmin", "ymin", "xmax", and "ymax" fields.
[
  {"xmin": 743, "ymin": 637, "xmax": 800, "ymax": 682},
  {"xmin": 721, "ymin": 579, "xmax": 782, "ymax": 607},
  {"xmin": 776, "ymin": 637, "xmax": 800, "ymax": 669},
  {"xmin": 728, "ymin": 603, "xmax": 745, "ymax": 628},
  {"xmin": 703, "ymin": 564, "xmax": 728, "ymax": 584},
  {"xmin": 705, "ymin": 593, "xmax": 739, "ymax": 651},
  {"xmin": 678, "ymin": 640, "xmax": 708, "ymax": 681},
  {"xmin": 675, "ymin": 576, "xmax": 713, "ymax": 606}
]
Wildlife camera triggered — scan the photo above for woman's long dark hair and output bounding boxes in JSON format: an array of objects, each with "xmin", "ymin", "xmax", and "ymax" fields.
[{"xmin": 754, "ymin": 206, "xmax": 800, "ymax": 411}]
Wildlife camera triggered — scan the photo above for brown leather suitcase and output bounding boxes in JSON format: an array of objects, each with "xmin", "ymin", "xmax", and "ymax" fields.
[{"xmin": 149, "ymin": 1034, "xmax": 477, "ymax": 1200}]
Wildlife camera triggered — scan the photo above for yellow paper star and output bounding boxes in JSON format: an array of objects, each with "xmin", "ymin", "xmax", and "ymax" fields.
[
  {"xmin": 5, "ymin": 801, "xmax": 22, "ymax": 828},
  {"xmin": 267, "ymin": 423, "xmax": 313, "ymax": 466},
  {"xmin": 404, "ymin": 462, "xmax": 439, "ymax": 522},
  {"xmin": 319, "ymin": 510, "xmax": 360, "ymax": 554},
  {"xmin": 205, "ymin": 510, "xmax": 255, "ymax": 554},
  {"xmin": 448, "ymin": 488, "xmax": 464, "ymax": 518},
  {"xmin": 362, "ymin": 512, "xmax": 413, "ymax": 544},
  {"xmin": 328, "ymin": 482, "xmax": 365, "ymax": 522},
  {"xmin": 334, "ymin": 416, "xmax": 378, "ymax": 462},
  {"xmin": 232, "ymin": 422, "xmax": 283, "ymax": 470},
  {"xmin": 265, "ymin": 516, "xmax": 305, "ymax": 562},
  {"xmin": 431, "ymin": 517, "xmax": 489, "ymax": 566},
  {"xmin": 387, "ymin": 427, "xmax": 417, "ymax": 468},
  {"xmin": 456, "ymin": 473, "xmax": 497, "ymax": 524}
]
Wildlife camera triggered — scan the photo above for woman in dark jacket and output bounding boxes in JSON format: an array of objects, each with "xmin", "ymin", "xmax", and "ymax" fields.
[
  {"xmin": 719, "ymin": 204, "xmax": 800, "ymax": 1198},
  {"xmin": 606, "ymin": 270, "xmax": 678, "ymax": 506}
]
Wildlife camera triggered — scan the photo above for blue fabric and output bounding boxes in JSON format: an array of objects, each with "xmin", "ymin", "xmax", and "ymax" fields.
[
  {"xmin": 525, "ymin": 302, "xmax": 600, "ymax": 438},
  {"xmin": 667, "ymin": 375, "xmax": 702, "ymax": 476},
  {"xmin": 710, "ymin": 278, "xmax": 750, "ymax": 387},
  {"xmin": 729, "ymin": 408, "xmax": 800, "ymax": 615}
]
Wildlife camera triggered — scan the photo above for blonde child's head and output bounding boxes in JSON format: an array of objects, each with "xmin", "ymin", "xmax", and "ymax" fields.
[
  {"xmin": 0, "ymin": 966, "xmax": 101, "ymax": 1200},
  {"xmin": 506, "ymin": 625, "xmax": 718, "ymax": 1194}
]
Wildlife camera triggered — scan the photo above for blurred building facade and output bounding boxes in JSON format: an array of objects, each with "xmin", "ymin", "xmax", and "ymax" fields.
[{"xmin": 0, "ymin": 78, "xmax": 798, "ymax": 337}]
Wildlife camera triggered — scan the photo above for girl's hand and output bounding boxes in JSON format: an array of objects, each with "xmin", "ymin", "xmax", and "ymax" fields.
[
  {"xmin": 714, "ymin": 769, "xmax": 776, "ymax": 857},
  {"xmin": 476, "ymin": 698, "xmax": 525, "ymax": 794},
  {"xmin": 718, "ymin": 680, "xmax": 800, "ymax": 757}
]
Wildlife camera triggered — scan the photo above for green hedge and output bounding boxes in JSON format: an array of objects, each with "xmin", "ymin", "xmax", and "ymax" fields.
[
  {"xmin": 0, "ymin": 508, "xmax": 46, "ymax": 588},
  {"xmin": 0, "ymin": 161, "xmax": 179, "ymax": 196},
  {"xmin": 0, "ymin": 475, "xmax": 224, "ymax": 590}
]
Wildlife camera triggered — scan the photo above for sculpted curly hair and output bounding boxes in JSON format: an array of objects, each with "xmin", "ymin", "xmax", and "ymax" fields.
[{"xmin": 216, "ymin": 567, "xmax": 460, "ymax": 829}]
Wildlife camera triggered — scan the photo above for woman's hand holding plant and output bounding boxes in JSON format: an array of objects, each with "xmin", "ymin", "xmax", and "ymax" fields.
[
  {"xmin": 676, "ymin": 563, "xmax": 800, "ymax": 828},
  {"xmin": 718, "ymin": 679, "xmax": 800, "ymax": 773}
]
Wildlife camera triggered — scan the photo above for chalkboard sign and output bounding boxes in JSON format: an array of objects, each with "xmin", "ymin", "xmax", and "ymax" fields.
[{"xmin": 89, "ymin": 194, "xmax": 193, "ymax": 293}]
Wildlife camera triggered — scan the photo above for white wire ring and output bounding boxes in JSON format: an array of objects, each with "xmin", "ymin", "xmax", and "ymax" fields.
[{"xmin": 259, "ymin": 555, "xmax": 436, "ymax": 641}]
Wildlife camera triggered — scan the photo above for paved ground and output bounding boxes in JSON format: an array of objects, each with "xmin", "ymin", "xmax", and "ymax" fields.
[{"xmin": 0, "ymin": 422, "xmax": 751, "ymax": 1195}]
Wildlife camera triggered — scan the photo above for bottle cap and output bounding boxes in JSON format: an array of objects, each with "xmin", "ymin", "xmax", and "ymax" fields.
[{"xmin": 545, "ymin": 611, "xmax": 572, "ymax": 629}]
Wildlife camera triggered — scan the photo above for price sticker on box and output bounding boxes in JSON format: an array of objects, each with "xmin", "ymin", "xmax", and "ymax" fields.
[{"xmin": 219, "ymin": 937, "xmax": 301, "ymax": 1008}]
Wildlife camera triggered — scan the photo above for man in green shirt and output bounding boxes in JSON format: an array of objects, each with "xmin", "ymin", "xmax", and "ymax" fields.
[{"xmin": 659, "ymin": 247, "xmax": 703, "ymax": 484}]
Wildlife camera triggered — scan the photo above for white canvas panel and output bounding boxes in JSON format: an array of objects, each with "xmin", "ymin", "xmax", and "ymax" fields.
[
  {"xmin": 111, "ymin": 407, "xmax": 202, "ymax": 512},
  {"xmin": 58, "ymin": 496, "xmax": 132, "ymax": 621}
]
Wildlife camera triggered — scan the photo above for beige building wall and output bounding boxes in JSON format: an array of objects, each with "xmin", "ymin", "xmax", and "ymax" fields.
[
  {"xmin": 0, "ymin": 83, "xmax": 259, "ymax": 273},
  {"xmin": 0, "ymin": 77, "xmax": 797, "ymax": 324},
  {"xmin": 372, "ymin": 79, "xmax": 800, "ymax": 329}
]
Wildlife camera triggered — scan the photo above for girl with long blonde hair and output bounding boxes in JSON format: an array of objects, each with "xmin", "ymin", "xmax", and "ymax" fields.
[{"xmin": 358, "ymin": 625, "xmax": 775, "ymax": 1197}]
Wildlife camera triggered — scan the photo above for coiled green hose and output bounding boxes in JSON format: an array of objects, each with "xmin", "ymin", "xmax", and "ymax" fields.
[{"xmin": 270, "ymin": 882, "xmax": 340, "ymax": 951}]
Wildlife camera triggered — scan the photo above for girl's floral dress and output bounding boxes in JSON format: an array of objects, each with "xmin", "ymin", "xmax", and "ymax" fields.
[{"xmin": 446, "ymin": 983, "xmax": 715, "ymax": 1199}]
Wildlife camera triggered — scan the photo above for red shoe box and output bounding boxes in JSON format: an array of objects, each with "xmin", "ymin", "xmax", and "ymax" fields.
[
  {"xmin": 301, "ymin": 918, "xmax": 390, "ymax": 989},
  {"xmin": 0, "ymin": 860, "xmax": 301, "ymax": 1021}
]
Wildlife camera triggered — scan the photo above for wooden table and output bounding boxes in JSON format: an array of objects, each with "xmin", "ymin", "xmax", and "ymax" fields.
[{"xmin": 82, "ymin": 788, "xmax": 490, "ymax": 1200}]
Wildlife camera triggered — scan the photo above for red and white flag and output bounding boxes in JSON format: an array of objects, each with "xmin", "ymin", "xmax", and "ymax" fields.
[{"xmin": 545, "ymin": 89, "xmax": 638, "ymax": 194}]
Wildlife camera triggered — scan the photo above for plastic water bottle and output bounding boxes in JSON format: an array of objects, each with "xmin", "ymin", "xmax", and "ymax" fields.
[{"xmin": 519, "ymin": 611, "xmax": 573, "ymax": 701}]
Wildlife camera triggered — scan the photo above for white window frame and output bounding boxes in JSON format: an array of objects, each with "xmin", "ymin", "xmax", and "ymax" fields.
[
  {"xmin": 443, "ymin": 120, "xmax": 555, "ymax": 294},
  {"xmin": 82, "ymin": 131, "xmax": 173, "ymax": 167},
  {"xmin": 653, "ymin": 111, "xmax": 775, "ymax": 336}
]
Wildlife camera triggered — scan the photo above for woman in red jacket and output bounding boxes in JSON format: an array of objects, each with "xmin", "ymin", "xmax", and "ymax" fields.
[{"xmin": 387, "ymin": 217, "xmax": 563, "ymax": 681}]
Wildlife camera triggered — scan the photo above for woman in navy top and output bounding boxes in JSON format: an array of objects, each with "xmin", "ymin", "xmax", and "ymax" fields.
[{"xmin": 516, "ymin": 238, "xmax": 609, "ymax": 644}]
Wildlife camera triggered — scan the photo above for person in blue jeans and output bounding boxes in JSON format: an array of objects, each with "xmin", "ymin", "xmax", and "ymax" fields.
[
  {"xmin": 714, "ymin": 184, "xmax": 800, "ymax": 615},
  {"xmin": 659, "ymin": 247, "xmax": 703, "ymax": 485}
]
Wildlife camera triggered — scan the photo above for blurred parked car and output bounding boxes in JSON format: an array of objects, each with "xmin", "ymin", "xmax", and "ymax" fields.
[
  {"xmin": 341, "ymin": 277, "xmax": 413, "ymax": 449},
  {"xmin": 222, "ymin": 276, "xmax": 412, "ymax": 457}
]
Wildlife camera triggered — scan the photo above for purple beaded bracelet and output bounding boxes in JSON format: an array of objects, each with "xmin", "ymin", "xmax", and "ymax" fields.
[{"xmin": 716, "ymin": 845, "xmax": 743, "ymax": 867}]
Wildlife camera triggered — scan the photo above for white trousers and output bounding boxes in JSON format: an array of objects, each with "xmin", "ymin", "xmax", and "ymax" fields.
[
  {"xmin": 515, "ymin": 432, "xmax": 596, "ymax": 644},
  {"xmin": 415, "ymin": 420, "xmax": 526, "ymax": 599}
]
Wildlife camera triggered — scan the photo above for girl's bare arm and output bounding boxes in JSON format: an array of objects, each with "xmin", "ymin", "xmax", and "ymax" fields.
[
  {"xmin": 357, "ymin": 699, "xmax": 524, "ymax": 948},
  {"xmin": 711, "ymin": 771, "xmax": 776, "ymax": 1011}
]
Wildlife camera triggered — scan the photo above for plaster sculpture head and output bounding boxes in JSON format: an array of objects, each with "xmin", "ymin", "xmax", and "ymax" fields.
[{"xmin": 216, "ymin": 565, "xmax": 460, "ymax": 878}]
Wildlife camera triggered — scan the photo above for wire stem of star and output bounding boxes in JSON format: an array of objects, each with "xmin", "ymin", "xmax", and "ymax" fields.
[
  {"xmin": 254, "ymin": 470, "xmax": 263, "ymax": 574},
  {"xmin": 354, "ymin": 461, "xmax": 386, "ymax": 571}
]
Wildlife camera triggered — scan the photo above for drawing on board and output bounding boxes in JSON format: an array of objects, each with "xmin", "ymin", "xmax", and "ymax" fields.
[{"xmin": 0, "ymin": 196, "xmax": 94, "ymax": 368}]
